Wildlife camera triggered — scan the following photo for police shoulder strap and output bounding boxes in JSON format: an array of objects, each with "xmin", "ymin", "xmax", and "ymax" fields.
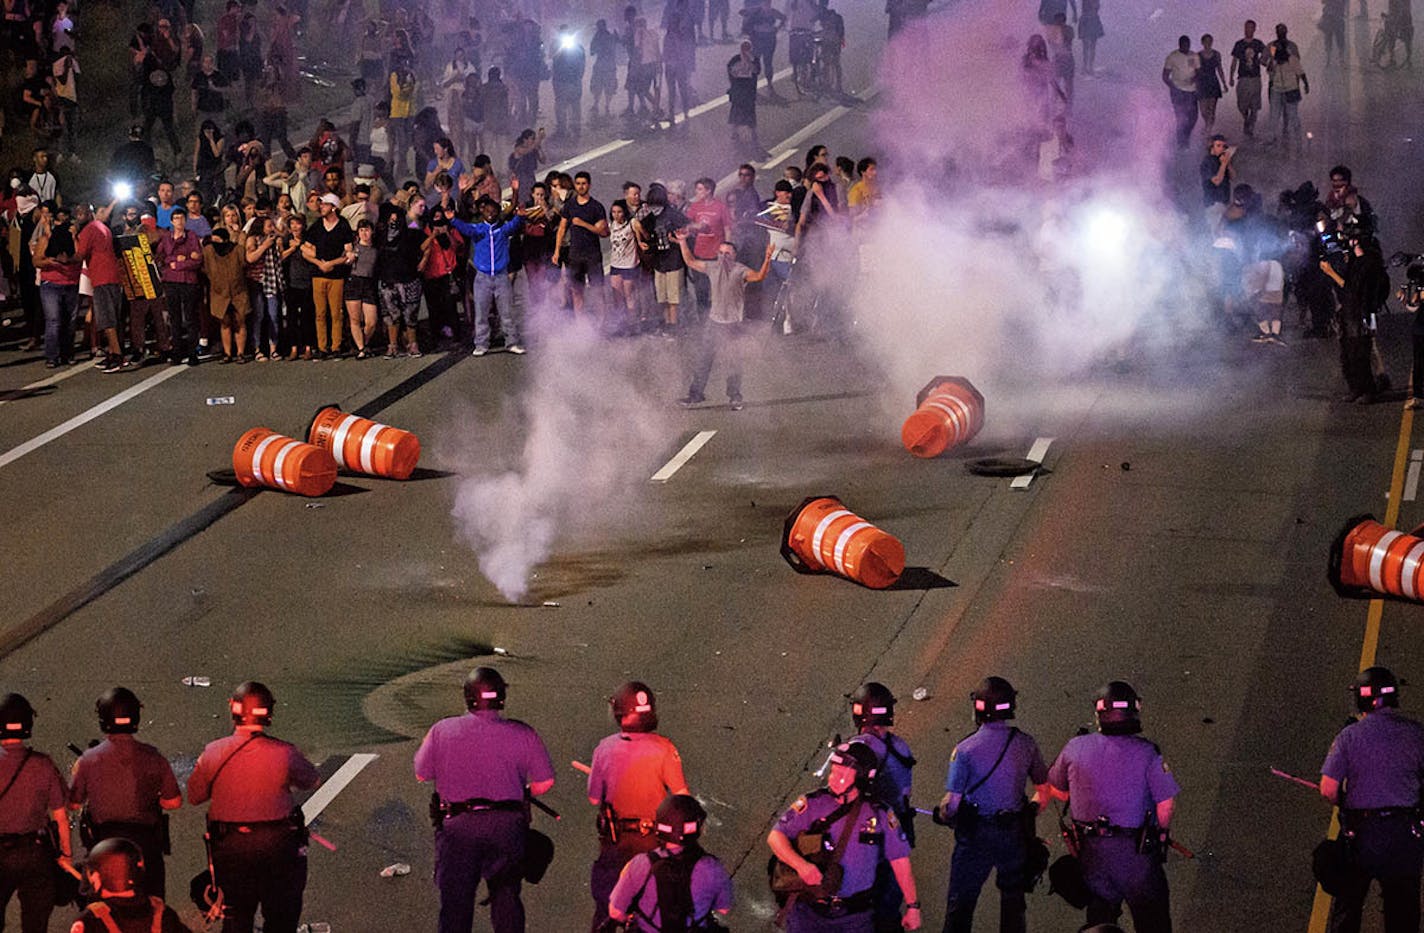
[
  {"xmin": 0, "ymin": 749, "xmax": 33, "ymax": 809},
  {"xmin": 884, "ymin": 734, "xmax": 917, "ymax": 769},
  {"xmin": 964, "ymin": 728, "xmax": 1019, "ymax": 798},
  {"xmin": 204, "ymin": 735, "xmax": 262, "ymax": 797}
]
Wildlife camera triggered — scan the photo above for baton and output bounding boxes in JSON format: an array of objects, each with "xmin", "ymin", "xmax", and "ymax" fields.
[
  {"xmin": 571, "ymin": 760, "xmax": 592, "ymax": 775},
  {"xmin": 1169, "ymin": 839, "xmax": 1196, "ymax": 859},
  {"xmin": 529, "ymin": 796, "xmax": 562, "ymax": 821},
  {"xmin": 1270, "ymin": 767, "xmax": 1320, "ymax": 791},
  {"xmin": 309, "ymin": 831, "xmax": 337, "ymax": 852}
]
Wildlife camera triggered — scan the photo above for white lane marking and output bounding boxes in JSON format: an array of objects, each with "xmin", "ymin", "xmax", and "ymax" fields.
[
  {"xmin": 0, "ymin": 366, "xmax": 186, "ymax": 471},
  {"xmin": 302, "ymin": 752, "xmax": 379, "ymax": 825},
  {"xmin": 1405, "ymin": 449, "xmax": 1423, "ymax": 501},
  {"xmin": 651, "ymin": 430, "xmax": 717, "ymax": 482},
  {"xmin": 1010, "ymin": 436, "xmax": 1055, "ymax": 490},
  {"xmin": 0, "ymin": 362, "xmax": 91, "ymax": 408}
]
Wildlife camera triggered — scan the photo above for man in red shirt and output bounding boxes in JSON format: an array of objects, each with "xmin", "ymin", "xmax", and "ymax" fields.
[
  {"xmin": 74, "ymin": 200, "xmax": 135, "ymax": 373},
  {"xmin": 681, "ymin": 177, "xmax": 732, "ymax": 316}
]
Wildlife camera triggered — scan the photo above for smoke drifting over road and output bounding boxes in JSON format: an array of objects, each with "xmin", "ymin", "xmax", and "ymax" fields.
[{"xmin": 450, "ymin": 321, "xmax": 674, "ymax": 603}]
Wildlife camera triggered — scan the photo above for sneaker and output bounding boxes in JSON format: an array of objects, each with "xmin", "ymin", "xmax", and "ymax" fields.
[
  {"xmin": 729, "ymin": 397, "xmax": 745, "ymax": 411},
  {"xmin": 407, "ymin": 346, "xmax": 423, "ymax": 358},
  {"xmin": 44, "ymin": 361, "xmax": 59, "ymax": 369},
  {"xmin": 383, "ymin": 348, "xmax": 398, "ymax": 359},
  {"xmin": 677, "ymin": 394, "xmax": 705, "ymax": 408},
  {"xmin": 355, "ymin": 348, "xmax": 368, "ymax": 360},
  {"xmin": 1406, "ymin": 398, "xmax": 1424, "ymax": 410},
  {"xmin": 197, "ymin": 344, "xmax": 218, "ymax": 361},
  {"xmin": 187, "ymin": 353, "xmax": 200, "ymax": 366},
  {"xmin": 471, "ymin": 346, "xmax": 488, "ymax": 356},
  {"xmin": 100, "ymin": 358, "xmax": 124, "ymax": 374},
  {"xmin": 507, "ymin": 344, "xmax": 526, "ymax": 355}
]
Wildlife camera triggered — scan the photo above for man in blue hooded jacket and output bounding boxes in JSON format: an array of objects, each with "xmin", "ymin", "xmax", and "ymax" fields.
[{"xmin": 452, "ymin": 178, "xmax": 527, "ymax": 355}]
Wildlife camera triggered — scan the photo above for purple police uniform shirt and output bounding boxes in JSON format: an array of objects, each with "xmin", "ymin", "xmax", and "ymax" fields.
[
  {"xmin": 70, "ymin": 734, "xmax": 181, "ymax": 825},
  {"xmin": 0, "ymin": 745, "xmax": 65, "ymax": 833},
  {"xmin": 775, "ymin": 789, "xmax": 910, "ymax": 896},
  {"xmin": 588, "ymin": 732, "xmax": 687, "ymax": 819},
  {"xmin": 609, "ymin": 846, "xmax": 734, "ymax": 927},
  {"xmin": 1047, "ymin": 732, "xmax": 1180, "ymax": 826},
  {"xmin": 1322, "ymin": 708, "xmax": 1424, "ymax": 809},
  {"xmin": 414, "ymin": 710, "xmax": 555, "ymax": 802},
  {"xmin": 187, "ymin": 732, "xmax": 320, "ymax": 822}
]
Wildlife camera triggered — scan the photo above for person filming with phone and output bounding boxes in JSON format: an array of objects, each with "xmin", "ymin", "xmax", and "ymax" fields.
[{"xmin": 1201, "ymin": 133, "xmax": 1237, "ymax": 228}]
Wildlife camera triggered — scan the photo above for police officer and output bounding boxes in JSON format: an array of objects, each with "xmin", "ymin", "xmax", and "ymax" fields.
[
  {"xmin": 69, "ymin": 687, "xmax": 182, "ymax": 898},
  {"xmin": 1319, "ymin": 665, "xmax": 1424, "ymax": 933},
  {"xmin": 845, "ymin": 683, "xmax": 917, "ymax": 932},
  {"xmin": 186, "ymin": 681, "xmax": 320, "ymax": 933},
  {"xmin": 768, "ymin": 743, "xmax": 922, "ymax": 932},
  {"xmin": 415, "ymin": 666, "xmax": 555, "ymax": 933},
  {"xmin": 0, "ymin": 692, "xmax": 74, "ymax": 933},
  {"xmin": 936, "ymin": 676, "xmax": 1050, "ymax": 933},
  {"xmin": 69, "ymin": 837, "xmax": 191, "ymax": 932},
  {"xmin": 607, "ymin": 794, "xmax": 733, "ymax": 930},
  {"xmin": 587, "ymin": 681, "xmax": 690, "ymax": 932},
  {"xmin": 1047, "ymin": 681, "xmax": 1179, "ymax": 933}
]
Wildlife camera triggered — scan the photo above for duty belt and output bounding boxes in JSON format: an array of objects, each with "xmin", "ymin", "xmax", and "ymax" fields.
[
  {"xmin": 613, "ymin": 817, "xmax": 654, "ymax": 835},
  {"xmin": 207, "ymin": 817, "xmax": 299, "ymax": 837},
  {"xmin": 1074, "ymin": 821, "xmax": 1142, "ymax": 838},
  {"xmin": 805, "ymin": 888, "xmax": 874, "ymax": 918},
  {"xmin": 445, "ymin": 798, "xmax": 525, "ymax": 818}
]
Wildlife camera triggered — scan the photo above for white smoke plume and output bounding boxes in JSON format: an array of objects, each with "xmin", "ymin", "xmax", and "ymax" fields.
[{"xmin": 450, "ymin": 319, "xmax": 675, "ymax": 602}]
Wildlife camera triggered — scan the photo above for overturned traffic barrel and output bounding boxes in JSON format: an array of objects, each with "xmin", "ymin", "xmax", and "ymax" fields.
[
  {"xmin": 1330, "ymin": 514, "xmax": 1424, "ymax": 603},
  {"xmin": 306, "ymin": 404, "xmax": 421, "ymax": 480},
  {"xmin": 901, "ymin": 376, "xmax": 985, "ymax": 459},
  {"xmin": 233, "ymin": 427, "xmax": 337, "ymax": 497},
  {"xmin": 781, "ymin": 495, "xmax": 905, "ymax": 589}
]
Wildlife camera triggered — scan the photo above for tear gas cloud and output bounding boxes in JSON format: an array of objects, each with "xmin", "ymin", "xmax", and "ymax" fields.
[{"xmin": 450, "ymin": 321, "xmax": 674, "ymax": 603}]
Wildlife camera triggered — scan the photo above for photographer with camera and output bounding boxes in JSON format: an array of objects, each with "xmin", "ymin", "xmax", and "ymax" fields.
[{"xmin": 1319, "ymin": 219, "xmax": 1389, "ymax": 403}]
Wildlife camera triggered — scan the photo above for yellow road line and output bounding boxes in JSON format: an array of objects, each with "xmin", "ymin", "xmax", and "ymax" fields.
[{"xmin": 1307, "ymin": 408, "xmax": 1414, "ymax": 933}]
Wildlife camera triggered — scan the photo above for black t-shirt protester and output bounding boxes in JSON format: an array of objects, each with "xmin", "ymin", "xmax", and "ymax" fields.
[
  {"xmin": 306, "ymin": 217, "xmax": 354, "ymax": 279},
  {"xmin": 1231, "ymin": 37, "xmax": 1266, "ymax": 78},
  {"xmin": 561, "ymin": 196, "xmax": 608, "ymax": 262}
]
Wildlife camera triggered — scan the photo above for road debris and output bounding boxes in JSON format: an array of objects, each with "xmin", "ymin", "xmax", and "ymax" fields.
[
  {"xmin": 911, "ymin": 687, "xmax": 930, "ymax": 701},
  {"xmin": 181, "ymin": 676, "xmax": 211, "ymax": 687},
  {"xmin": 379, "ymin": 863, "xmax": 411, "ymax": 878},
  {"xmin": 206, "ymin": 397, "xmax": 236, "ymax": 406}
]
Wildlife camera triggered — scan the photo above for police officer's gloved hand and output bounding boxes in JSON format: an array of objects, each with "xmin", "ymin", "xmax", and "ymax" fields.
[{"xmin": 931, "ymin": 804, "xmax": 954, "ymax": 827}]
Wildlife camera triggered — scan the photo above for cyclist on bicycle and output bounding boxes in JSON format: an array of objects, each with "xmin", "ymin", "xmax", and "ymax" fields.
[
  {"xmin": 787, "ymin": 0, "xmax": 820, "ymax": 94},
  {"xmin": 816, "ymin": 0, "xmax": 846, "ymax": 95}
]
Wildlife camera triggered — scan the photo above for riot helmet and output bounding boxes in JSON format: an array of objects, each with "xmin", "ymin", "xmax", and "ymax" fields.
[
  {"xmin": 827, "ymin": 741, "xmax": 878, "ymax": 795},
  {"xmin": 97, "ymin": 687, "xmax": 142, "ymax": 734},
  {"xmin": 971, "ymin": 676, "xmax": 1017, "ymax": 723},
  {"xmin": 229, "ymin": 681, "xmax": 275, "ymax": 726},
  {"xmin": 850, "ymin": 682, "xmax": 896, "ymax": 728},
  {"xmin": 0, "ymin": 694, "xmax": 35, "ymax": 740},
  {"xmin": 1094, "ymin": 681, "xmax": 1142, "ymax": 735},
  {"xmin": 464, "ymin": 667, "xmax": 507, "ymax": 711},
  {"xmin": 85, "ymin": 837, "xmax": 145, "ymax": 893},
  {"xmin": 1354, "ymin": 666, "xmax": 1400, "ymax": 712},
  {"xmin": 654, "ymin": 794, "xmax": 707, "ymax": 845},
  {"xmin": 610, "ymin": 681, "xmax": 658, "ymax": 732}
]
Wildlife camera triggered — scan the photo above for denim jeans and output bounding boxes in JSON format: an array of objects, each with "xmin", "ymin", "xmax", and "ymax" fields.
[
  {"xmin": 473, "ymin": 271, "xmax": 519, "ymax": 349},
  {"xmin": 253, "ymin": 292, "xmax": 281, "ymax": 349},
  {"xmin": 165, "ymin": 281, "xmax": 201, "ymax": 358},
  {"xmin": 40, "ymin": 282, "xmax": 80, "ymax": 364},
  {"xmin": 688, "ymin": 320, "xmax": 744, "ymax": 401}
]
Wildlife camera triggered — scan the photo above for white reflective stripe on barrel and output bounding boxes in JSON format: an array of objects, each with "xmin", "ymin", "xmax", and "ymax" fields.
[
  {"xmin": 1369, "ymin": 531, "xmax": 1404, "ymax": 593},
  {"xmin": 250, "ymin": 434, "xmax": 282, "ymax": 486},
  {"xmin": 929, "ymin": 390, "xmax": 976, "ymax": 435},
  {"xmin": 269, "ymin": 440, "xmax": 302, "ymax": 491},
  {"xmin": 359, "ymin": 423, "xmax": 387, "ymax": 474},
  {"xmin": 832, "ymin": 522, "xmax": 872, "ymax": 576},
  {"xmin": 328, "ymin": 414, "xmax": 361, "ymax": 468},
  {"xmin": 924, "ymin": 399, "xmax": 964, "ymax": 439},
  {"xmin": 810, "ymin": 509, "xmax": 853, "ymax": 571},
  {"xmin": 1400, "ymin": 541, "xmax": 1424, "ymax": 599}
]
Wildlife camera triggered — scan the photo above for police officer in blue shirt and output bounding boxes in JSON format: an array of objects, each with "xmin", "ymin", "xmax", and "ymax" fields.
[
  {"xmin": 768, "ymin": 743, "xmax": 922, "ymax": 931},
  {"xmin": 1047, "ymin": 681, "xmax": 1179, "ymax": 933},
  {"xmin": 936, "ymin": 676, "xmax": 1050, "ymax": 933},
  {"xmin": 415, "ymin": 667, "xmax": 556, "ymax": 933},
  {"xmin": 845, "ymin": 683, "xmax": 916, "ymax": 932},
  {"xmin": 608, "ymin": 794, "xmax": 733, "ymax": 930},
  {"xmin": 1319, "ymin": 666, "xmax": 1424, "ymax": 933}
]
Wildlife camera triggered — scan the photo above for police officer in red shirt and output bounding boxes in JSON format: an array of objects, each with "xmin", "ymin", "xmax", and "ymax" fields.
[
  {"xmin": 0, "ymin": 692, "xmax": 74, "ymax": 933},
  {"xmin": 586, "ymin": 681, "xmax": 690, "ymax": 932},
  {"xmin": 69, "ymin": 687, "xmax": 182, "ymax": 898},
  {"xmin": 186, "ymin": 682, "xmax": 320, "ymax": 933},
  {"xmin": 416, "ymin": 666, "xmax": 555, "ymax": 933}
]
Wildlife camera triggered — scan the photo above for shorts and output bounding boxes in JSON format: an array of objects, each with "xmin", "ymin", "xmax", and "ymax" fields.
[
  {"xmin": 91, "ymin": 283, "xmax": 122, "ymax": 331},
  {"xmin": 610, "ymin": 265, "xmax": 641, "ymax": 283},
  {"xmin": 654, "ymin": 269, "xmax": 682, "ymax": 304},
  {"xmin": 378, "ymin": 279, "xmax": 422, "ymax": 326},
  {"xmin": 565, "ymin": 256, "xmax": 605, "ymax": 287},
  {"xmin": 345, "ymin": 275, "xmax": 378, "ymax": 304}
]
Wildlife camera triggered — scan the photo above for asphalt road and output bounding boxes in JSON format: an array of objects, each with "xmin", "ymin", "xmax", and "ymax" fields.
[{"xmin": 4, "ymin": 0, "xmax": 1424, "ymax": 929}]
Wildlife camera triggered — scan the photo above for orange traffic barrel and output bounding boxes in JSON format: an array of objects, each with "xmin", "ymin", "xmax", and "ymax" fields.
[
  {"xmin": 901, "ymin": 376, "xmax": 985, "ymax": 459},
  {"xmin": 1330, "ymin": 514, "xmax": 1424, "ymax": 603},
  {"xmin": 306, "ymin": 404, "xmax": 421, "ymax": 480},
  {"xmin": 781, "ymin": 495, "xmax": 905, "ymax": 589},
  {"xmin": 232, "ymin": 427, "xmax": 337, "ymax": 497}
]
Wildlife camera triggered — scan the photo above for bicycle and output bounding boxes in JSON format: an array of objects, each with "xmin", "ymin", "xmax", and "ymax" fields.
[
  {"xmin": 769, "ymin": 254, "xmax": 821, "ymax": 335},
  {"xmin": 1371, "ymin": 12, "xmax": 1398, "ymax": 68}
]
